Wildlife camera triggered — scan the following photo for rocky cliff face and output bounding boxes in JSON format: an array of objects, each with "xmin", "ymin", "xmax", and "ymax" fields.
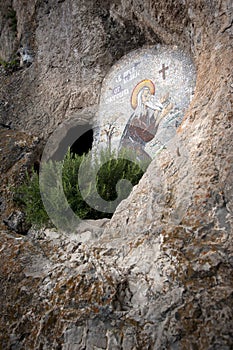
[
  {"xmin": 0, "ymin": 0, "xmax": 207, "ymax": 138},
  {"xmin": 0, "ymin": 0, "xmax": 232, "ymax": 349}
]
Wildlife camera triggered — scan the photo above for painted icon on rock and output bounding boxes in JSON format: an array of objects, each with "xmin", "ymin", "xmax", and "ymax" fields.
[
  {"xmin": 93, "ymin": 46, "xmax": 196, "ymax": 162},
  {"xmin": 119, "ymin": 79, "xmax": 173, "ymax": 162}
]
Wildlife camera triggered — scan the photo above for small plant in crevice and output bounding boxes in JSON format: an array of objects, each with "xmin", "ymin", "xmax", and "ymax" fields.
[
  {"xmin": 14, "ymin": 149, "xmax": 147, "ymax": 229},
  {"xmin": 0, "ymin": 58, "xmax": 20, "ymax": 73}
]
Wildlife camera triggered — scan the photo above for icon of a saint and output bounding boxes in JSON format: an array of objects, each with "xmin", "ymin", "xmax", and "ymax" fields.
[{"xmin": 119, "ymin": 79, "xmax": 165, "ymax": 163}]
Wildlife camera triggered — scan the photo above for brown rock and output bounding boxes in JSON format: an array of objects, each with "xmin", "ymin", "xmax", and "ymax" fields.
[{"xmin": 0, "ymin": 0, "xmax": 232, "ymax": 349}]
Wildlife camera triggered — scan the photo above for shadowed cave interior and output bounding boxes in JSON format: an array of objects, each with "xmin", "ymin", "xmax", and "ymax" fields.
[{"xmin": 52, "ymin": 124, "xmax": 94, "ymax": 160}]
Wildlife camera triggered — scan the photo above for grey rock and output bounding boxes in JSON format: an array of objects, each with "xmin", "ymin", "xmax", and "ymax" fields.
[
  {"xmin": 3, "ymin": 210, "xmax": 30, "ymax": 234},
  {"xmin": 0, "ymin": 196, "xmax": 5, "ymax": 212},
  {"xmin": 17, "ymin": 46, "xmax": 33, "ymax": 67},
  {"xmin": 0, "ymin": 1, "xmax": 232, "ymax": 350}
]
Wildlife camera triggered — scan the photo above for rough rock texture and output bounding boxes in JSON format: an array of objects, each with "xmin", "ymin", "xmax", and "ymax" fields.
[
  {"xmin": 0, "ymin": 0, "xmax": 163, "ymax": 138},
  {"xmin": 0, "ymin": 0, "xmax": 233, "ymax": 349},
  {"xmin": 0, "ymin": 129, "xmax": 43, "ymax": 230}
]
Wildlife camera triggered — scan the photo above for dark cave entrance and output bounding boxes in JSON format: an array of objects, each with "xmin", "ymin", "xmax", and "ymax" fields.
[
  {"xmin": 70, "ymin": 127, "xmax": 93, "ymax": 156},
  {"xmin": 52, "ymin": 124, "xmax": 93, "ymax": 161}
]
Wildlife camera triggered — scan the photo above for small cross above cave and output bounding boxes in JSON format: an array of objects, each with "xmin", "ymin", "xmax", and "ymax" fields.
[{"xmin": 159, "ymin": 63, "xmax": 169, "ymax": 80}]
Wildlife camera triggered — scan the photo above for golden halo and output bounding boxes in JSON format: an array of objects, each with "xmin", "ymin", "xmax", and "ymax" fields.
[{"xmin": 131, "ymin": 79, "xmax": 155, "ymax": 109}]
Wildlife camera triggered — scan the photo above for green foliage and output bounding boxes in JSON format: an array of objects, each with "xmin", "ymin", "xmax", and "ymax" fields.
[
  {"xmin": 14, "ymin": 149, "xmax": 146, "ymax": 229},
  {"xmin": 95, "ymin": 148, "xmax": 145, "ymax": 213},
  {"xmin": 14, "ymin": 171, "xmax": 50, "ymax": 227},
  {"xmin": 0, "ymin": 58, "xmax": 19, "ymax": 72}
]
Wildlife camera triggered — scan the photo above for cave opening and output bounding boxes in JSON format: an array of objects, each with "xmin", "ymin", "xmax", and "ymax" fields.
[
  {"xmin": 70, "ymin": 127, "xmax": 93, "ymax": 156},
  {"xmin": 52, "ymin": 124, "xmax": 93, "ymax": 161}
]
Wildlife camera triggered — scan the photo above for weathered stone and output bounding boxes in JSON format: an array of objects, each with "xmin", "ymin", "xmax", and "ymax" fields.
[
  {"xmin": 0, "ymin": 129, "xmax": 43, "ymax": 231},
  {"xmin": 0, "ymin": 0, "xmax": 201, "ymax": 139},
  {"xmin": 17, "ymin": 46, "xmax": 33, "ymax": 67},
  {"xmin": 0, "ymin": 196, "xmax": 6, "ymax": 213},
  {"xmin": 0, "ymin": 0, "xmax": 232, "ymax": 349},
  {"xmin": 3, "ymin": 210, "xmax": 30, "ymax": 234}
]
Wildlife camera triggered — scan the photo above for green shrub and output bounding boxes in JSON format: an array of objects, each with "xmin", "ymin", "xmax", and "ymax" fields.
[
  {"xmin": 95, "ymin": 149, "xmax": 145, "ymax": 214},
  {"xmin": 14, "ymin": 171, "xmax": 50, "ymax": 227},
  {"xmin": 14, "ymin": 149, "xmax": 146, "ymax": 229}
]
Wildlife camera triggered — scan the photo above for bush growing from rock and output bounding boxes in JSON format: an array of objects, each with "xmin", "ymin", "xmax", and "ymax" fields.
[{"xmin": 14, "ymin": 149, "xmax": 145, "ymax": 228}]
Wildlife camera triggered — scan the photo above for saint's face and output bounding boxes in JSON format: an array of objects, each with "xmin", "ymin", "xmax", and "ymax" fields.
[{"xmin": 141, "ymin": 88, "xmax": 151, "ymax": 104}]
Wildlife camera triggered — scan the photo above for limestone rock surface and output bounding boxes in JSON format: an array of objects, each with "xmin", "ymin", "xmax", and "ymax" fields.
[{"xmin": 0, "ymin": 0, "xmax": 232, "ymax": 349}]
